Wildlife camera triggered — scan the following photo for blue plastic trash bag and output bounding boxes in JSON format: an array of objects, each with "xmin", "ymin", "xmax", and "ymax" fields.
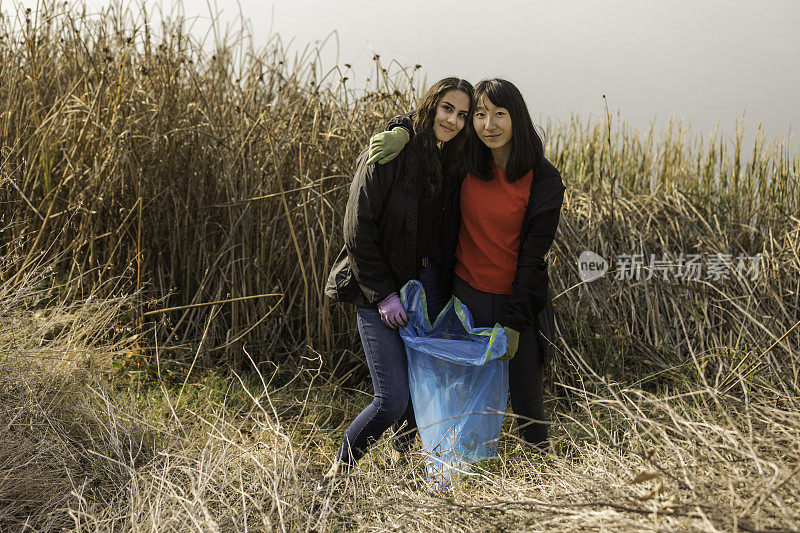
[{"xmin": 399, "ymin": 280, "xmax": 509, "ymax": 487}]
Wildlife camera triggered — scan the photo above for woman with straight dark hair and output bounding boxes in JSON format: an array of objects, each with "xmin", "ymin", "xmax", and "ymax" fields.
[
  {"xmin": 324, "ymin": 77, "xmax": 473, "ymax": 478},
  {"xmin": 369, "ymin": 78, "xmax": 565, "ymax": 450}
]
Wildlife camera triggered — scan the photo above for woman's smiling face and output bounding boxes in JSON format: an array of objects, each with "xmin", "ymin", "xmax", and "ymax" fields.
[
  {"xmin": 473, "ymin": 95, "xmax": 512, "ymax": 149},
  {"xmin": 433, "ymin": 89, "xmax": 470, "ymax": 142}
]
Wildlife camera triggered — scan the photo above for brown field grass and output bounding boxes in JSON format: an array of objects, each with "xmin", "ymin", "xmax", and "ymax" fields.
[
  {"xmin": 1, "ymin": 265, "xmax": 798, "ymax": 531},
  {"xmin": 1, "ymin": 1, "xmax": 797, "ymax": 374},
  {"xmin": 1, "ymin": 2, "xmax": 799, "ymax": 531}
]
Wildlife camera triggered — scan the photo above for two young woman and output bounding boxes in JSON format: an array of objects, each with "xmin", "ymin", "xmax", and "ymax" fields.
[{"xmin": 324, "ymin": 76, "xmax": 565, "ymax": 476}]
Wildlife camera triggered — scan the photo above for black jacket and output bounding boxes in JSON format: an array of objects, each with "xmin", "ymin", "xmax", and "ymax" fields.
[
  {"xmin": 387, "ymin": 115, "xmax": 565, "ymax": 362},
  {"xmin": 503, "ymin": 160, "xmax": 565, "ymax": 331},
  {"xmin": 324, "ymin": 148, "xmax": 461, "ymax": 307},
  {"xmin": 505, "ymin": 162, "xmax": 564, "ymax": 367}
]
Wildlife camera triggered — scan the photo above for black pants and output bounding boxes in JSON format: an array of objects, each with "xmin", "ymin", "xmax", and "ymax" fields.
[{"xmin": 452, "ymin": 276, "xmax": 548, "ymax": 446}]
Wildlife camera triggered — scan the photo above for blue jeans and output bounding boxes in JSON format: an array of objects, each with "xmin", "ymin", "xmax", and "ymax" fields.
[{"xmin": 336, "ymin": 265, "xmax": 443, "ymax": 465}]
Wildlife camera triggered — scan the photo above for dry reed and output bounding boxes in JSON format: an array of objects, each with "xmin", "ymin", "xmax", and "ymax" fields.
[
  {"xmin": 2, "ymin": 265, "xmax": 797, "ymax": 530},
  {"xmin": 1, "ymin": 2, "xmax": 799, "ymax": 531},
  {"xmin": 2, "ymin": 2, "xmax": 796, "ymax": 377}
]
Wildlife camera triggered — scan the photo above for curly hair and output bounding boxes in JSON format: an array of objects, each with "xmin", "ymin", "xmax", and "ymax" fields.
[{"xmin": 403, "ymin": 77, "xmax": 473, "ymax": 197}]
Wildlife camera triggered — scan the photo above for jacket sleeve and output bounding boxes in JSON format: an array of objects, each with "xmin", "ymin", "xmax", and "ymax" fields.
[
  {"xmin": 503, "ymin": 207, "xmax": 562, "ymax": 331},
  {"xmin": 343, "ymin": 152, "xmax": 397, "ymax": 304},
  {"xmin": 387, "ymin": 112, "xmax": 415, "ymax": 137}
]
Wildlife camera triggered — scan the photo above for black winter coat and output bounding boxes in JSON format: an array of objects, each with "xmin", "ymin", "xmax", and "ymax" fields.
[
  {"xmin": 502, "ymin": 159, "xmax": 565, "ymax": 364},
  {"xmin": 324, "ymin": 149, "xmax": 461, "ymax": 308}
]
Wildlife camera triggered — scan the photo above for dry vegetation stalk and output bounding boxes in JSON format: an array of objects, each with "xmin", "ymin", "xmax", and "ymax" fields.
[
  {"xmin": 1, "ymin": 2, "xmax": 798, "ymax": 377},
  {"xmin": 1, "ymin": 263, "xmax": 798, "ymax": 531},
  {"xmin": 1, "ymin": 2, "xmax": 799, "ymax": 531}
]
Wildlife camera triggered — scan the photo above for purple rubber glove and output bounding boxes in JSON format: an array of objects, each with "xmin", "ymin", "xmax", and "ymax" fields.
[{"xmin": 378, "ymin": 293, "xmax": 408, "ymax": 329}]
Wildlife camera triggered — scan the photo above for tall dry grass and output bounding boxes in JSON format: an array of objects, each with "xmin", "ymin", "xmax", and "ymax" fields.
[
  {"xmin": 1, "ymin": 0, "xmax": 418, "ymax": 374},
  {"xmin": 1, "ymin": 261, "xmax": 798, "ymax": 531},
  {"xmin": 1, "ymin": 3, "xmax": 799, "ymax": 530},
  {"xmin": 2, "ymin": 2, "xmax": 797, "ymax": 379}
]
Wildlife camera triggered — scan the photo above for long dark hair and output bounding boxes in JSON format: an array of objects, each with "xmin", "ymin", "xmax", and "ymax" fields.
[
  {"xmin": 404, "ymin": 77, "xmax": 473, "ymax": 197},
  {"xmin": 470, "ymin": 78, "xmax": 544, "ymax": 182}
]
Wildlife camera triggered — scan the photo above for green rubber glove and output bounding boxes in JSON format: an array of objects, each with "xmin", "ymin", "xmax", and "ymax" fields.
[
  {"xmin": 367, "ymin": 128, "xmax": 410, "ymax": 165},
  {"xmin": 501, "ymin": 327, "xmax": 520, "ymax": 360}
]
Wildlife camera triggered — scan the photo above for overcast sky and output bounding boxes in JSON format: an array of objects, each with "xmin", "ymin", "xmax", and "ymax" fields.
[{"xmin": 7, "ymin": 0, "xmax": 800, "ymax": 154}]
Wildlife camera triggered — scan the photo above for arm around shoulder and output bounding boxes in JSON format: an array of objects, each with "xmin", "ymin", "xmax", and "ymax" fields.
[{"xmin": 386, "ymin": 112, "xmax": 414, "ymax": 136}]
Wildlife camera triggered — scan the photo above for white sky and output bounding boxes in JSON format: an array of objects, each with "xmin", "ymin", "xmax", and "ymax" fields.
[{"xmin": 5, "ymin": 0, "xmax": 800, "ymax": 153}]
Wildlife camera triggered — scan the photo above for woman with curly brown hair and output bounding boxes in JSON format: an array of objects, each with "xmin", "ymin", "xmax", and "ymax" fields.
[{"xmin": 323, "ymin": 77, "xmax": 473, "ymax": 477}]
